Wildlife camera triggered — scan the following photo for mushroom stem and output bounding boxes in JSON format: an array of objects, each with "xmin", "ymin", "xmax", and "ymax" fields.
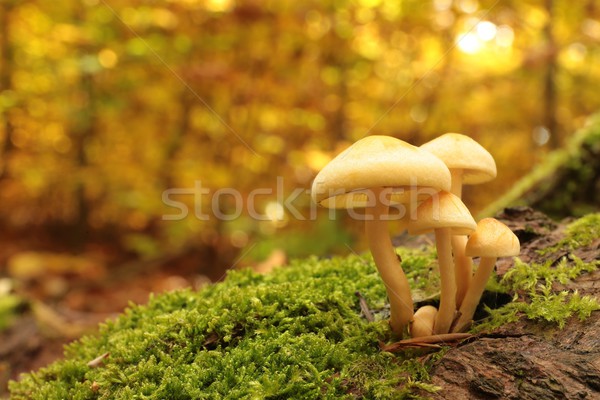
[
  {"xmin": 453, "ymin": 257, "xmax": 497, "ymax": 332},
  {"xmin": 450, "ymin": 169, "xmax": 463, "ymax": 198},
  {"xmin": 449, "ymin": 169, "xmax": 472, "ymax": 308},
  {"xmin": 452, "ymin": 235, "xmax": 472, "ymax": 308},
  {"xmin": 433, "ymin": 227, "xmax": 456, "ymax": 334},
  {"xmin": 365, "ymin": 188, "xmax": 414, "ymax": 336}
]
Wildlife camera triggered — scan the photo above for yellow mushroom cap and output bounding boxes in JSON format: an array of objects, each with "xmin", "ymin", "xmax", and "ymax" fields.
[
  {"xmin": 311, "ymin": 135, "xmax": 451, "ymax": 208},
  {"xmin": 407, "ymin": 191, "xmax": 476, "ymax": 235},
  {"xmin": 420, "ymin": 133, "xmax": 496, "ymax": 185},
  {"xmin": 410, "ymin": 305, "xmax": 437, "ymax": 338},
  {"xmin": 465, "ymin": 218, "xmax": 520, "ymax": 258}
]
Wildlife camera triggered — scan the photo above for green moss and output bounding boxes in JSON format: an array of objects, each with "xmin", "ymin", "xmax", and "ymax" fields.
[
  {"xmin": 10, "ymin": 251, "xmax": 441, "ymax": 400},
  {"xmin": 564, "ymin": 213, "xmax": 600, "ymax": 248},
  {"xmin": 539, "ymin": 213, "xmax": 600, "ymax": 255},
  {"xmin": 9, "ymin": 214, "xmax": 598, "ymax": 399},
  {"xmin": 474, "ymin": 256, "xmax": 600, "ymax": 332},
  {"xmin": 476, "ymin": 213, "xmax": 600, "ymax": 332},
  {"xmin": 502, "ymin": 256, "xmax": 598, "ymax": 291},
  {"xmin": 398, "ymin": 247, "xmax": 438, "ymax": 291}
]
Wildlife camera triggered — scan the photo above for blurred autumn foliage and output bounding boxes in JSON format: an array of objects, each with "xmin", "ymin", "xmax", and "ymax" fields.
[{"xmin": 1, "ymin": 0, "xmax": 600, "ymax": 259}]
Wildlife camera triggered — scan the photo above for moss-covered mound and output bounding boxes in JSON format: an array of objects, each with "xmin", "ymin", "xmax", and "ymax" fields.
[
  {"xmin": 9, "ymin": 213, "xmax": 599, "ymax": 399},
  {"xmin": 9, "ymin": 248, "xmax": 441, "ymax": 399}
]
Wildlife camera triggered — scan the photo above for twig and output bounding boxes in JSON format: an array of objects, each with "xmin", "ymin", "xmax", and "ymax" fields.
[
  {"xmin": 87, "ymin": 352, "xmax": 110, "ymax": 368},
  {"xmin": 380, "ymin": 333, "xmax": 473, "ymax": 353},
  {"xmin": 355, "ymin": 291, "xmax": 374, "ymax": 322}
]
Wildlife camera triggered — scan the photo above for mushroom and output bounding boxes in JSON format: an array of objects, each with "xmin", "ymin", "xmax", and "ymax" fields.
[
  {"xmin": 407, "ymin": 191, "xmax": 476, "ymax": 334},
  {"xmin": 453, "ymin": 218, "xmax": 520, "ymax": 332},
  {"xmin": 410, "ymin": 305, "xmax": 437, "ymax": 338},
  {"xmin": 420, "ymin": 133, "xmax": 497, "ymax": 307},
  {"xmin": 311, "ymin": 135, "xmax": 451, "ymax": 336}
]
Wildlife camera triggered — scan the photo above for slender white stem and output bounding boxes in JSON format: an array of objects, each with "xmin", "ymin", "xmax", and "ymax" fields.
[
  {"xmin": 452, "ymin": 235, "xmax": 472, "ymax": 308},
  {"xmin": 448, "ymin": 168, "xmax": 473, "ymax": 308},
  {"xmin": 450, "ymin": 169, "xmax": 463, "ymax": 198},
  {"xmin": 454, "ymin": 257, "xmax": 497, "ymax": 332},
  {"xmin": 433, "ymin": 227, "xmax": 456, "ymax": 334},
  {"xmin": 365, "ymin": 188, "xmax": 414, "ymax": 336}
]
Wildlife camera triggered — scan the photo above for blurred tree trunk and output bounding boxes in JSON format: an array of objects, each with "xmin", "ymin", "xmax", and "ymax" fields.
[
  {"xmin": 0, "ymin": 0, "xmax": 15, "ymax": 180},
  {"xmin": 69, "ymin": 4, "xmax": 97, "ymax": 248},
  {"xmin": 71, "ymin": 70, "xmax": 96, "ymax": 249},
  {"xmin": 543, "ymin": 0, "xmax": 559, "ymax": 149},
  {"xmin": 164, "ymin": 89, "xmax": 193, "ymax": 190}
]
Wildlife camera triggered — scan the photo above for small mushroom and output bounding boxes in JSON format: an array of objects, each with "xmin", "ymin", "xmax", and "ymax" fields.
[
  {"xmin": 312, "ymin": 135, "xmax": 451, "ymax": 336},
  {"xmin": 453, "ymin": 218, "xmax": 520, "ymax": 332},
  {"xmin": 408, "ymin": 191, "xmax": 476, "ymax": 334},
  {"xmin": 410, "ymin": 305, "xmax": 437, "ymax": 338},
  {"xmin": 420, "ymin": 133, "xmax": 497, "ymax": 308}
]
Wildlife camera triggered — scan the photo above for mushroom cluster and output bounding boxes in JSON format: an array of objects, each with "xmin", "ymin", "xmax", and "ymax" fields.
[{"xmin": 311, "ymin": 134, "xmax": 520, "ymax": 339}]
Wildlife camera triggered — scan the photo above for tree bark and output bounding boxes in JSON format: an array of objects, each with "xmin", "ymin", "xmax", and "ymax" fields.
[
  {"xmin": 429, "ymin": 317, "xmax": 600, "ymax": 399},
  {"xmin": 422, "ymin": 207, "xmax": 600, "ymax": 399}
]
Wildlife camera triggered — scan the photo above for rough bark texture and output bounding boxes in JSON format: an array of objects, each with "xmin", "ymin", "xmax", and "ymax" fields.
[{"xmin": 425, "ymin": 207, "xmax": 600, "ymax": 400}]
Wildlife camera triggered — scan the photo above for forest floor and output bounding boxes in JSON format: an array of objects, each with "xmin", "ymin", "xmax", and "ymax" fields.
[
  {"xmin": 1, "ymin": 207, "xmax": 599, "ymax": 398},
  {"xmin": 0, "ymin": 235, "xmax": 238, "ymax": 397}
]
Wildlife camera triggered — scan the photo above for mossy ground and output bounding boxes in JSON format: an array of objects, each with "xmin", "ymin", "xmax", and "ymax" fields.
[
  {"xmin": 9, "ymin": 248, "xmax": 441, "ymax": 400},
  {"xmin": 9, "ymin": 215, "xmax": 599, "ymax": 399},
  {"xmin": 477, "ymin": 213, "xmax": 600, "ymax": 331},
  {"xmin": 477, "ymin": 256, "xmax": 599, "ymax": 332}
]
